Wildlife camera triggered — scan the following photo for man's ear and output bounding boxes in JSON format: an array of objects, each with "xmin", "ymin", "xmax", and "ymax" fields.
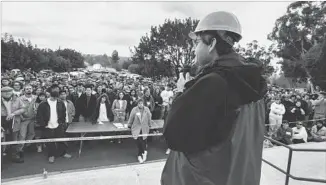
[{"xmin": 208, "ymin": 38, "xmax": 217, "ymax": 53}]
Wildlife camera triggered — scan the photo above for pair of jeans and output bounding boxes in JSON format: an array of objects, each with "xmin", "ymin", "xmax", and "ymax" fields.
[
  {"xmin": 18, "ymin": 119, "xmax": 35, "ymax": 151},
  {"xmin": 135, "ymin": 131, "xmax": 147, "ymax": 156},
  {"xmin": 1, "ymin": 117, "xmax": 20, "ymax": 156},
  {"xmin": 43, "ymin": 124, "xmax": 68, "ymax": 158}
]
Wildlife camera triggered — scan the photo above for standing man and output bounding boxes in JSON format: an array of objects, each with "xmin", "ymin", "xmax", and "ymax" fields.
[
  {"xmin": 36, "ymin": 84, "xmax": 72, "ymax": 163},
  {"xmin": 161, "ymin": 11, "xmax": 267, "ymax": 185},
  {"xmin": 1, "ymin": 87, "xmax": 26, "ymax": 163},
  {"xmin": 19, "ymin": 85, "xmax": 37, "ymax": 152},
  {"xmin": 160, "ymin": 85, "xmax": 174, "ymax": 119},
  {"xmin": 75, "ymin": 85, "xmax": 97, "ymax": 122}
]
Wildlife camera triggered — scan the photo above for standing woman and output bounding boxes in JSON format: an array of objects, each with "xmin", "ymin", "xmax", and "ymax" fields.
[
  {"xmin": 92, "ymin": 94, "xmax": 114, "ymax": 123},
  {"xmin": 112, "ymin": 92, "xmax": 127, "ymax": 122},
  {"xmin": 128, "ymin": 99, "xmax": 152, "ymax": 164},
  {"xmin": 152, "ymin": 87, "xmax": 163, "ymax": 119},
  {"xmin": 33, "ymin": 92, "xmax": 47, "ymax": 152},
  {"xmin": 126, "ymin": 90, "xmax": 138, "ymax": 120}
]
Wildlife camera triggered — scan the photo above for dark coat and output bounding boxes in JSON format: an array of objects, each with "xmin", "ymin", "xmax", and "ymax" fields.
[
  {"xmin": 92, "ymin": 94, "xmax": 114, "ymax": 122},
  {"xmin": 75, "ymin": 94, "xmax": 97, "ymax": 119},
  {"xmin": 36, "ymin": 99, "xmax": 66, "ymax": 127},
  {"xmin": 161, "ymin": 51, "xmax": 267, "ymax": 185}
]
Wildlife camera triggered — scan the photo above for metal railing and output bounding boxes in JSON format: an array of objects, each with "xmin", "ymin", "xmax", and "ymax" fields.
[{"xmin": 262, "ymin": 136, "xmax": 326, "ymax": 185}]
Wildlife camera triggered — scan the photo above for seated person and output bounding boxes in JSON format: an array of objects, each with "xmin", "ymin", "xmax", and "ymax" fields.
[
  {"xmin": 273, "ymin": 120, "xmax": 293, "ymax": 145},
  {"xmin": 310, "ymin": 120, "xmax": 326, "ymax": 142},
  {"xmin": 292, "ymin": 121, "xmax": 308, "ymax": 144}
]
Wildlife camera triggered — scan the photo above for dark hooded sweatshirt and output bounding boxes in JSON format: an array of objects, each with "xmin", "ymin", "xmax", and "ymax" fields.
[{"xmin": 161, "ymin": 51, "xmax": 267, "ymax": 185}]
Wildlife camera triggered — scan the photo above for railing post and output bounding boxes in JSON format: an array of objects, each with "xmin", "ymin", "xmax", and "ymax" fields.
[{"xmin": 285, "ymin": 149, "xmax": 293, "ymax": 185}]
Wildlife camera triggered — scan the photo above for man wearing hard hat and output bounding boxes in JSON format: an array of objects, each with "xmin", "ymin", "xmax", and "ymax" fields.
[{"xmin": 161, "ymin": 11, "xmax": 267, "ymax": 185}]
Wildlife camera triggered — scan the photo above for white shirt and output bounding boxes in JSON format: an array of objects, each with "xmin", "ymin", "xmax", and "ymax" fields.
[
  {"xmin": 47, "ymin": 99, "xmax": 59, "ymax": 129},
  {"xmin": 64, "ymin": 101, "xmax": 69, "ymax": 123},
  {"xmin": 119, "ymin": 100, "xmax": 124, "ymax": 109},
  {"xmin": 292, "ymin": 127, "xmax": 308, "ymax": 142},
  {"xmin": 98, "ymin": 103, "xmax": 109, "ymax": 122},
  {"xmin": 161, "ymin": 90, "xmax": 174, "ymax": 106}
]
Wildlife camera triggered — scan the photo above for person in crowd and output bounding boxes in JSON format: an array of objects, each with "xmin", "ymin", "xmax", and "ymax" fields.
[
  {"xmin": 95, "ymin": 85, "xmax": 103, "ymax": 98},
  {"xmin": 76, "ymin": 83, "xmax": 84, "ymax": 98},
  {"xmin": 311, "ymin": 92, "xmax": 326, "ymax": 120},
  {"xmin": 289, "ymin": 101, "xmax": 306, "ymax": 127},
  {"xmin": 152, "ymin": 87, "xmax": 163, "ymax": 119},
  {"xmin": 59, "ymin": 90, "xmax": 75, "ymax": 126},
  {"xmin": 268, "ymin": 96, "xmax": 286, "ymax": 137},
  {"xmin": 19, "ymin": 85, "xmax": 37, "ymax": 152},
  {"xmin": 12, "ymin": 81, "xmax": 23, "ymax": 97},
  {"xmin": 36, "ymin": 84, "xmax": 71, "ymax": 163},
  {"xmin": 126, "ymin": 89, "xmax": 138, "ymax": 121},
  {"xmin": 34, "ymin": 87, "xmax": 43, "ymax": 96},
  {"xmin": 283, "ymin": 95, "xmax": 297, "ymax": 122},
  {"xmin": 292, "ymin": 121, "xmax": 308, "ymax": 144},
  {"xmin": 112, "ymin": 92, "xmax": 127, "ymax": 144},
  {"xmin": 160, "ymin": 84, "xmax": 174, "ymax": 119},
  {"xmin": 1, "ymin": 87, "xmax": 26, "ymax": 163},
  {"xmin": 128, "ymin": 99, "xmax": 152, "ymax": 164},
  {"xmin": 309, "ymin": 120, "xmax": 326, "ymax": 142},
  {"xmin": 67, "ymin": 86, "xmax": 78, "ymax": 106},
  {"xmin": 123, "ymin": 86, "xmax": 131, "ymax": 120},
  {"xmin": 92, "ymin": 94, "xmax": 113, "ymax": 123},
  {"xmin": 1, "ymin": 78, "xmax": 11, "ymax": 87},
  {"xmin": 75, "ymin": 85, "xmax": 97, "ymax": 122},
  {"xmin": 143, "ymin": 88, "xmax": 155, "ymax": 113},
  {"xmin": 112, "ymin": 91, "xmax": 127, "ymax": 122},
  {"xmin": 273, "ymin": 120, "xmax": 293, "ymax": 145},
  {"xmin": 33, "ymin": 92, "xmax": 47, "ymax": 153},
  {"xmin": 303, "ymin": 94, "xmax": 313, "ymax": 121}
]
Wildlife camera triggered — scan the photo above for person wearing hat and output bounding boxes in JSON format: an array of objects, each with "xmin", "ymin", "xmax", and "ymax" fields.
[
  {"xmin": 127, "ymin": 98, "xmax": 152, "ymax": 164},
  {"xmin": 161, "ymin": 11, "xmax": 267, "ymax": 185},
  {"xmin": 310, "ymin": 120, "xmax": 326, "ymax": 142},
  {"xmin": 1, "ymin": 86, "xmax": 26, "ymax": 163}
]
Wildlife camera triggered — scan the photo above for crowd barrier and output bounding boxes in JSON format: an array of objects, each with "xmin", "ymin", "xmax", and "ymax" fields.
[{"xmin": 1, "ymin": 118, "xmax": 325, "ymax": 146}]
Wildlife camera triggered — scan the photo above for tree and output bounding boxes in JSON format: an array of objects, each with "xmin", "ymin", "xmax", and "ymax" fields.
[
  {"xmin": 122, "ymin": 58, "xmax": 132, "ymax": 69},
  {"xmin": 268, "ymin": 1, "xmax": 326, "ymax": 82},
  {"xmin": 56, "ymin": 48, "xmax": 85, "ymax": 69},
  {"xmin": 128, "ymin": 64, "xmax": 139, "ymax": 74},
  {"xmin": 131, "ymin": 17, "xmax": 199, "ymax": 77},
  {"xmin": 234, "ymin": 40, "xmax": 275, "ymax": 78}
]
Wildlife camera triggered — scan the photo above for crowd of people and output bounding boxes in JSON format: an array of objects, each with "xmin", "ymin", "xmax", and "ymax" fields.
[
  {"xmin": 1, "ymin": 69, "xmax": 326, "ymax": 166},
  {"xmin": 1, "ymin": 69, "xmax": 176, "ymax": 165},
  {"xmin": 265, "ymin": 85, "xmax": 326, "ymax": 146}
]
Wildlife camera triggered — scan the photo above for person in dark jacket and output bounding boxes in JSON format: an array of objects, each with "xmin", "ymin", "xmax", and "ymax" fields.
[
  {"xmin": 92, "ymin": 94, "xmax": 114, "ymax": 123},
  {"xmin": 36, "ymin": 84, "xmax": 71, "ymax": 163},
  {"xmin": 75, "ymin": 85, "xmax": 97, "ymax": 122},
  {"xmin": 161, "ymin": 11, "xmax": 267, "ymax": 185},
  {"xmin": 152, "ymin": 87, "xmax": 163, "ymax": 119},
  {"xmin": 273, "ymin": 120, "xmax": 293, "ymax": 145}
]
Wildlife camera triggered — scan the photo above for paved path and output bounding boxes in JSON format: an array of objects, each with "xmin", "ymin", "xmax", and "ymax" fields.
[{"xmin": 2, "ymin": 141, "xmax": 326, "ymax": 185}]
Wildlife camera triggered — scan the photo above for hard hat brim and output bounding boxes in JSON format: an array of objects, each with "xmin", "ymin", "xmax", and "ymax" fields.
[{"xmin": 188, "ymin": 32, "xmax": 197, "ymax": 40}]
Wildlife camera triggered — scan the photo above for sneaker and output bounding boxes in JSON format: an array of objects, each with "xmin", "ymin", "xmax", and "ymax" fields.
[
  {"xmin": 118, "ymin": 139, "xmax": 121, "ymax": 144},
  {"xmin": 62, "ymin": 153, "xmax": 72, "ymax": 159},
  {"xmin": 48, "ymin": 156, "xmax": 55, "ymax": 163},
  {"xmin": 138, "ymin": 156, "xmax": 144, "ymax": 164},
  {"xmin": 142, "ymin": 151, "xmax": 147, "ymax": 162},
  {"xmin": 165, "ymin": 149, "xmax": 171, "ymax": 155},
  {"xmin": 37, "ymin": 146, "xmax": 42, "ymax": 153}
]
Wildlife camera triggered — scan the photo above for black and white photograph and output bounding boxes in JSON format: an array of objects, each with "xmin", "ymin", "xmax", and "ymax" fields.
[{"xmin": 1, "ymin": 1, "xmax": 326, "ymax": 185}]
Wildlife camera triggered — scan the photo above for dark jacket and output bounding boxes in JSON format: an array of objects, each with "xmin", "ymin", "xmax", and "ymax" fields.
[
  {"xmin": 92, "ymin": 94, "xmax": 114, "ymax": 122},
  {"xmin": 161, "ymin": 51, "xmax": 267, "ymax": 185},
  {"xmin": 36, "ymin": 99, "xmax": 66, "ymax": 127},
  {"xmin": 68, "ymin": 92, "xmax": 79, "ymax": 106},
  {"xmin": 75, "ymin": 94, "xmax": 97, "ymax": 118}
]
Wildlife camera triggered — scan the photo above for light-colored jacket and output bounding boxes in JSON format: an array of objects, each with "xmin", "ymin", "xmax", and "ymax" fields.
[
  {"xmin": 64, "ymin": 100, "xmax": 76, "ymax": 123},
  {"xmin": 128, "ymin": 106, "xmax": 152, "ymax": 139},
  {"xmin": 269, "ymin": 102, "xmax": 285, "ymax": 120},
  {"xmin": 292, "ymin": 127, "xmax": 308, "ymax": 142},
  {"xmin": 311, "ymin": 125, "xmax": 326, "ymax": 140},
  {"xmin": 311, "ymin": 98, "xmax": 326, "ymax": 118},
  {"xmin": 1, "ymin": 96, "xmax": 26, "ymax": 132},
  {"xmin": 19, "ymin": 95, "xmax": 37, "ymax": 120},
  {"xmin": 112, "ymin": 99, "xmax": 127, "ymax": 113}
]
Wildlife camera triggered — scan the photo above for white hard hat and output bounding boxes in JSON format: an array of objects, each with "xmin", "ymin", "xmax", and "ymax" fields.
[{"xmin": 189, "ymin": 11, "xmax": 242, "ymax": 44}]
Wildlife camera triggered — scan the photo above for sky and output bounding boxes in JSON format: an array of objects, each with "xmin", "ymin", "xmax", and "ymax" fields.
[{"xmin": 1, "ymin": 1, "xmax": 293, "ymax": 61}]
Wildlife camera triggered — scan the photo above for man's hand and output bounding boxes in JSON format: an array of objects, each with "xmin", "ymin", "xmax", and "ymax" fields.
[{"xmin": 6, "ymin": 113, "xmax": 15, "ymax": 121}]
